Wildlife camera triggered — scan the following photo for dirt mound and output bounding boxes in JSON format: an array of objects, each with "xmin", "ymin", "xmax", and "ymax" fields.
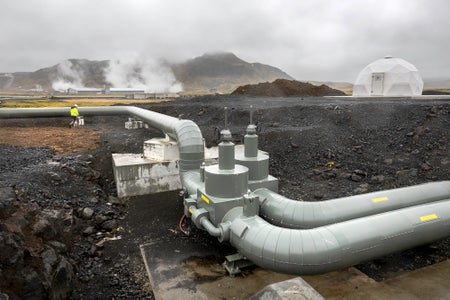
[{"xmin": 231, "ymin": 79, "xmax": 346, "ymax": 97}]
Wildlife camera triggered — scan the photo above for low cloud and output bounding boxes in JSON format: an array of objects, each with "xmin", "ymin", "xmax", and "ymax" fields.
[{"xmin": 8, "ymin": 0, "xmax": 448, "ymax": 83}]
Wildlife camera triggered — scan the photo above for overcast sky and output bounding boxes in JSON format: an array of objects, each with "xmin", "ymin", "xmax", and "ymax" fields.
[{"xmin": 1, "ymin": 0, "xmax": 449, "ymax": 82}]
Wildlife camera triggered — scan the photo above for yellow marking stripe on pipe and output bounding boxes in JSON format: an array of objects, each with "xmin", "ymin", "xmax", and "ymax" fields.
[
  {"xmin": 189, "ymin": 208, "xmax": 193, "ymax": 215},
  {"xmin": 420, "ymin": 213, "xmax": 438, "ymax": 222},
  {"xmin": 201, "ymin": 194, "xmax": 210, "ymax": 204},
  {"xmin": 372, "ymin": 196, "xmax": 389, "ymax": 203}
]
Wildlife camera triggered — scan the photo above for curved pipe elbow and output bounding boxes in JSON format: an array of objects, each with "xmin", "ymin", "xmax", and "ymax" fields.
[
  {"xmin": 199, "ymin": 217, "xmax": 231, "ymax": 242},
  {"xmin": 199, "ymin": 217, "xmax": 222, "ymax": 237},
  {"xmin": 229, "ymin": 199, "xmax": 450, "ymax": 275},
  {"xmin": 256, "ymin": 181, "xmax": 450, "ymax": 229},
  {"xmin": 189, "ymin": 206, "xmax": 231, "ymax": 242},
  {"xmin": 174, "ymin": 120, "xmax": 205, "ymax": 172}
]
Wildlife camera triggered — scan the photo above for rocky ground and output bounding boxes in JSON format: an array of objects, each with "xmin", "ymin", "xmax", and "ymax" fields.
[{"xmin": 0, "ymin": 96, "xmax": 449, "ymax": 299}]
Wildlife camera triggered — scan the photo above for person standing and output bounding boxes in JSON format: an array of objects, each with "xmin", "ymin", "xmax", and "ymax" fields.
[{"xmin": 70, "ymin": 104, "xmax": 79, "ymax": 128}]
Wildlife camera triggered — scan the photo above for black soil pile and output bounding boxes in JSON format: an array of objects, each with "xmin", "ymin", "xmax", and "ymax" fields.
[
  {"xmin": 0, "ymin": 96, "xmax": 449, "ymax": 299},
  {"xmin": 231, "ymin": 79, "xmax": 346, "ymax": 97}
]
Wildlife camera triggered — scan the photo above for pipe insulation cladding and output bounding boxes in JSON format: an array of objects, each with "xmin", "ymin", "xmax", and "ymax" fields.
[
  {"xmin": 256, "ymin": 181, "xmax": 450, "ymax": 229},
  {"xmin": 227, "ymin": 199, "xmax": 450, "ymax": 275},
  {"xmin": 1, "ymin": 105, "xmax": 450, "ymax": 276}
]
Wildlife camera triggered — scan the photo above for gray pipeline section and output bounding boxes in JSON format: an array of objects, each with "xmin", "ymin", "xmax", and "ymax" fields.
[
  {"xmin": 2, "ymin": 106, "xmax": 450, "ymax": 275},
  {"xmin": 256, "ymin": 181, "xmax": 450, "ymax": 228},
  {"xmin": 227, "ymin": 199, "xmax": 450, "ymax": 275},
  {"xmin": 0, "ymin": 106, "xmax": 204, "ymax": 187}
]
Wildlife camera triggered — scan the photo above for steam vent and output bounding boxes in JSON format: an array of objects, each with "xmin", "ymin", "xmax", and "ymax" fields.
[{"xmin": 353, "ymin": 56, "xmax": 424, "ymax": 96}]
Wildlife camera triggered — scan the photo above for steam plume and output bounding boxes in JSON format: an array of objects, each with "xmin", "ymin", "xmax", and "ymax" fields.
[
  {"xmin": 51, "ymin": 60, "xmax": 85, "ymax": 91},
  {"xmin": 105, "ymin": 58, "xmax": 182, "ymax": 93}
]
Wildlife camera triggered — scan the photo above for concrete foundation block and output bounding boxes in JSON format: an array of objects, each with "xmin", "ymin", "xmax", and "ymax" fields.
[
  {"xmin": 112, "ymin": 154, "xmax": 181, "ymax": 198},
  {"xmin": 112, "ymin": 144, "xmax": 274, "ymax": 198}
]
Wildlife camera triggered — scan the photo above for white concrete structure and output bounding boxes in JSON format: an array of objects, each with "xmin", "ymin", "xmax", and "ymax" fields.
[
  {"xmin": 112, "ymin": 138, "xmax": 245, "ymax": 198},
  {"xmin": 143, "ymin": 138, "xmax": 179, "ymax": 161},
  {"xmin": 112, "ymin": 153, "xmax": 182, "ymax": 198},
  {"xmin": 353, "ymin": 56, "xmax": 424, "ymax": 97},
  {"xmin": 125, "ymin": 117, "xmax": 148, "ymax": 129}
]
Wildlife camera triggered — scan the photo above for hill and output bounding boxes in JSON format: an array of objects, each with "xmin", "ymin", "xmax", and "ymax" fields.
[
  {"xmin": 0, "ymin": 53, "xmax": 293, "ymax": 94},
  {"xmin": 0, "ymin": 59, "xmax": 110, "ymax": 92},
  {"xmin": 170, "ymin": 52, "xmax": 293, "ymax": 94},
  {"xmin": 231, "ymin": 79, "xmax": 346, "ymax": 97},
  {"xmin": 423, "ymin": 78, "xmax": 450, "ymax": 90}
]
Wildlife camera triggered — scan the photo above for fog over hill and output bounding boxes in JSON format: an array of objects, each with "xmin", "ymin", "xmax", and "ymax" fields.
[{"xmin": 0, "ymin": 53, "xmax": 293, "ymax": 94}]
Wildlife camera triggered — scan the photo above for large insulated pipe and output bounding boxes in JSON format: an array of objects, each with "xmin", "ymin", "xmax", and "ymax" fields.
[
  {"xmin": 0, "ymin": 106, "xmax": 204, "ymax": 189},
  {"xmin": 2, "ymin": 106, "xmax": 450, "ymax": 276},
  {"xmin": 227, "ymin": 199, "xmax": 450, "ymax": 275},
  {"xmin": 256, "ymin": 181, "xmax": 450, "ymax": 229}
]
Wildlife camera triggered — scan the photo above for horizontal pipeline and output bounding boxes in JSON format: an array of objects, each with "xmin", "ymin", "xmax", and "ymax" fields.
[
  {"xmin": 228, "ymin": 199, "xmax": 450, "ymax": 275},
  {"xmin": 256, "ymin": 181, "xmax": 450, "ymax": 229}
]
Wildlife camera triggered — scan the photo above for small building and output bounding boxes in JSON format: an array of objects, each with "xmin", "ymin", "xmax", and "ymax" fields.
[
  {"xmin": 106, "ymin": 88, "xmax": 145, "ymax": 94},
  {"xmin": 353, "ymin": 56, "xmax": 424, "ymax": 97},
  {"xmin": 146, "ymin": 93, "xmax": 180, "ymax": 99},
  {"xmin": 67, "ymin": 88, "xmax": 103, "ymax": 94}
]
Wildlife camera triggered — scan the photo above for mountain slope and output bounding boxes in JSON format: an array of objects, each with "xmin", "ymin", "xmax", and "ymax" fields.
[
  {"xmin": 0, "ymin": 53, "xmax": 293, "ymax": 94},
  {"xmin": 171, "ymin": 52, "xmax": 294, "ymax": 93},
  {"xmin": 1, "ymin": 59, "xmax": 110, "ymax": 91}
]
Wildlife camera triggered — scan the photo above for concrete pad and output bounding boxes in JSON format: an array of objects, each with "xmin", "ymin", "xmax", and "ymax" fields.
[
  {"xmin": 302, "ymin": 267, "xmax": 377, "ymax": 298},
  {"xmin": 140, "ymin": 238, "xmax": 296, "ymax": 300},
  {"xmin": 128, "ymin": 191, "xmax": 295, "ymax": 299},
  {"xmin": 302, "ymin": 261, "xmax": 450, "ymax": 299},
  {"xmin": 382, "ymin": 260, "xmax": 450, "ymax": 299}
]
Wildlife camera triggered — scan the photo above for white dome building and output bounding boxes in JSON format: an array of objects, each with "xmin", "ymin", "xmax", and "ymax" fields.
[{"xmin": 353, "ymin": 56, "xmax": 423, "ymax": 97}]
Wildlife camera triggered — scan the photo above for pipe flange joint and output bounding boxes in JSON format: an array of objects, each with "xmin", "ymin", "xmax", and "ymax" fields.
[
  {"xmin": 218, "ymin": 221, "xmax": 231, "ymax": 243},
  {"xmin": 184, "ymin": 197, "xmax": 197, "ymax": 217},
  {"xmin": 191, "ymin": 207, "xmax": 209, "ymax": 228}
]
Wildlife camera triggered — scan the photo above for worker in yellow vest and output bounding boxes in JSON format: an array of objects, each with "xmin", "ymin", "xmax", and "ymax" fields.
[{"xmin": 69, "ymin": 104, "xmax": 79, "ymax": 128}]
